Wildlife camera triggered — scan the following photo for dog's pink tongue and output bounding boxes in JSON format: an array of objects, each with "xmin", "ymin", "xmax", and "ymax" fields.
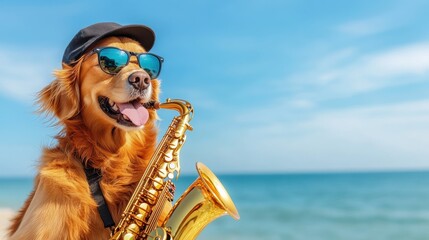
[{"xmin": 117, "ymin": 102, "xmax": 149, "ymax": 126}]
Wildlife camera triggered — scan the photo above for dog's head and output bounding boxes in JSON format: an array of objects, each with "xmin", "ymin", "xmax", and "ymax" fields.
[{"xmin": 38, "ymin": 36, "xmax": 160, "ymax": 133}]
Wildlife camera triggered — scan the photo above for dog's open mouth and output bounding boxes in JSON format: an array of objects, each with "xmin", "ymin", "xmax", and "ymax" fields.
[{"xmin": 98, "ymin": 96, "xmax": 149, "ymax": 127}]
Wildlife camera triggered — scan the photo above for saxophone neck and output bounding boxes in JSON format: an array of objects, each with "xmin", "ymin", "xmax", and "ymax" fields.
[
  {"xmin": 160, "ymin": 99, "xmax": 194, "ymax": 133},
  {"xmin": 143, "ymin": 99, "xmax": 193, "ymax": 116},
  {"xmin": 144, "ymin": 99, "xmax": 194, "ymax": 132},
  {"xmin": 160, "ymin": 99, "xmax": 193, "ymax": 117}
]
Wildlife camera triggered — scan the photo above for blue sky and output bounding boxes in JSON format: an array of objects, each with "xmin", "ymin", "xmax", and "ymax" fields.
[{"xmin": 0, "ymin": 0, "xmax": 429, "ymax": 176}]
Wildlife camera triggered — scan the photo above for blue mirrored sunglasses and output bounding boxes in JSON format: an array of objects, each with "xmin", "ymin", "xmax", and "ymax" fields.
[{"xmin": 92, "ymin": 47, "xmax": 164, "ymax": 79}]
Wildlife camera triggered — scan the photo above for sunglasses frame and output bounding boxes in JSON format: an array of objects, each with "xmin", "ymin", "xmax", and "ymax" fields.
[{"xmin": 91, "ymin": 47, "xmax": 164, "ymax": 78}]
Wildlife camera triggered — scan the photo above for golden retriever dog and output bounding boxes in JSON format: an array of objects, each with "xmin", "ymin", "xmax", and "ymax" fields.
[{"xmin": 7, "ymin": 23, "xmax": 166, "ymax": 239}]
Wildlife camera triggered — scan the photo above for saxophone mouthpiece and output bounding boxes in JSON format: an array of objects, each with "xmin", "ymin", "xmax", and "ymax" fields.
[{"xmin": 143, "ymin": 101, "xmax": 161, "ymax": 110}]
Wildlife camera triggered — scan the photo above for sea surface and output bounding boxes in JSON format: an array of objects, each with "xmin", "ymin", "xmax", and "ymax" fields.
[{"xmin": 1, "ymin": 171, "xmax": 429, "ymax": 240}]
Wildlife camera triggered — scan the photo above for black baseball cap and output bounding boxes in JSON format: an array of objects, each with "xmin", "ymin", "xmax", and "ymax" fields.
[{"xmin": 62, "ymin": 22, "xmax": 155, "ymax": 65}]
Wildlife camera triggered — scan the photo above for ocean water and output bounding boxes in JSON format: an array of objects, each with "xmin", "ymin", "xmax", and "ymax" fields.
[{"xmin": 1, "ymin": 171, "xmax": 429, "ymax": 240}]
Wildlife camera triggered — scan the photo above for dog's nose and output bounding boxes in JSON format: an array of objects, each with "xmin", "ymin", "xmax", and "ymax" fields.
[{"xmin": 128, "ymin": 71, "xmax": 151, "ymax": 90}]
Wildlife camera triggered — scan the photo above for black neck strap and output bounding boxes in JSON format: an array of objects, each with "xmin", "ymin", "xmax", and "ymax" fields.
[{"xmin": 83, "ymin": 165, "xmax": 115, "ymax": 229}]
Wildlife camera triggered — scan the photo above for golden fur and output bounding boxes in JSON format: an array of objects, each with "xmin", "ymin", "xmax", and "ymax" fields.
[{"xmin": 8, "ymin": 37, "xmax": 162, "ymax": 239}]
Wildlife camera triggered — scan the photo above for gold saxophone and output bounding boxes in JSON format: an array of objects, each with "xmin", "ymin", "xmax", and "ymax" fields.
[{"xmin": 110, "ymin": 99, "xmax": 240, "ymax": 240}]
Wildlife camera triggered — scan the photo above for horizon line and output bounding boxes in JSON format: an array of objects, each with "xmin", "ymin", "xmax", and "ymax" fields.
[{"xmin": 1, "ymin": 167, "xmax": 429, "ymax": 179}]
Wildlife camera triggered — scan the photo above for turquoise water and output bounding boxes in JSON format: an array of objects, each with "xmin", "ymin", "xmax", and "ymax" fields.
[{"xmin": 1, "ymin": 171, "xmax": 429, "ymax": 239}]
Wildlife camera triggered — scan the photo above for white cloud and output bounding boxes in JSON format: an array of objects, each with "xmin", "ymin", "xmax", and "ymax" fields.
[
  {"xmin": 337, "ymin": 16, "xmax": 394, "ymax": 37},
  {"xmin": 203, "ymin": 99, "xmax": 429, "ymax": 173},
  {"xmin": 336, "ymin": 1, "xmax": 429, "ymax": 38},
  {"xmin": 286, "ymin": 42, "xmax": 429, "ymax": 101},
  {"xmin": 334, "ymin": 4, "xmax": 415, "ymax": 38},
  {"xmin": 288, "ymin": 99, "xmax": 315, "ymax": 109},
  {"xmin": 0, "ymin": 46, "xmax": 58, "ymax": 103},
  {"xmin": 367, "ymin": 43, "xmax": 429, "ymax": 75}
]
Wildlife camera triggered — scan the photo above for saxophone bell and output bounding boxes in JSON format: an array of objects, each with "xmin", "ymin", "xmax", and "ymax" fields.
[{"xmin": 158, "ymin": 162, "xmax": 240, "ymax": 240}]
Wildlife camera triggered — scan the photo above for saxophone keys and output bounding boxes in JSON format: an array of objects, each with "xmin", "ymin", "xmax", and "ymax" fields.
[
  {"xmin": 174, "ymin": 131, "xmax": 181, "ymax": 138},
  {"xmin": 126, "ymin": 223, "xmax": 140, "ymax": 233},
  {"xmin": 168, "ymin": 139, "xmax": 179, "ymax": 149},
  {"xmin": 123, "ymin": 232, "xmax": 136, "ymax": 240},
  {"xmin": 168, "ymin": 162, "xmax": 176, "ymax": 171},
  {"xmin": 158, "ymin": 167, "xmax": 168, "ymax": 178},
  {"xmin": 134, "ymin": 213, "xmax": 145, "ymax": 226},
  {"xmin": 167, "ymin": 161, "xmax": 181, "ymax": 177},
  {"xmin": 174, "ymin": 125, "xmax": 188, "ymax": 138},
  {"xmin": 138, "ymin": 203, "xmax": 151, "ymax": 215},
  {"xmin": 166, "ymin": 163, "xmax": 177, "ymax": 179},
  {"xmin": 163, "ymin": 149, "xmax": 174, "ymax": 162},
  {"xmin": 186, "ymin": 123, "xmax": 193, "ymax": 131},
  {"xmin": 164, "ymin": 155, "xmax": 173, "ymax": 162},
  {"xmin": 153, "ymin": 177, "xmax": 164, "ymax": 190},
  {"xmin": 147, "ymin": 188, "xmax": 159, "ymax": 205}
]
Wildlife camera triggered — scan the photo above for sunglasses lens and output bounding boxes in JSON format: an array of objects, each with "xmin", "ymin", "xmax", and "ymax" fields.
[
  {"xmin": 138, "ymin": 54, "xmax": 161, "ymax": 79},
  {"xmin": 98, "ymin": 48, "xmax": 128, "ymax": 74}
]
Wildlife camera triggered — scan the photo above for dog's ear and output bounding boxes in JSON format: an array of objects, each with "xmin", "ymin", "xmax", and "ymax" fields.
[{"xmin": 38, "ymin": 60, "xmax": 82, "ymax": 122}]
